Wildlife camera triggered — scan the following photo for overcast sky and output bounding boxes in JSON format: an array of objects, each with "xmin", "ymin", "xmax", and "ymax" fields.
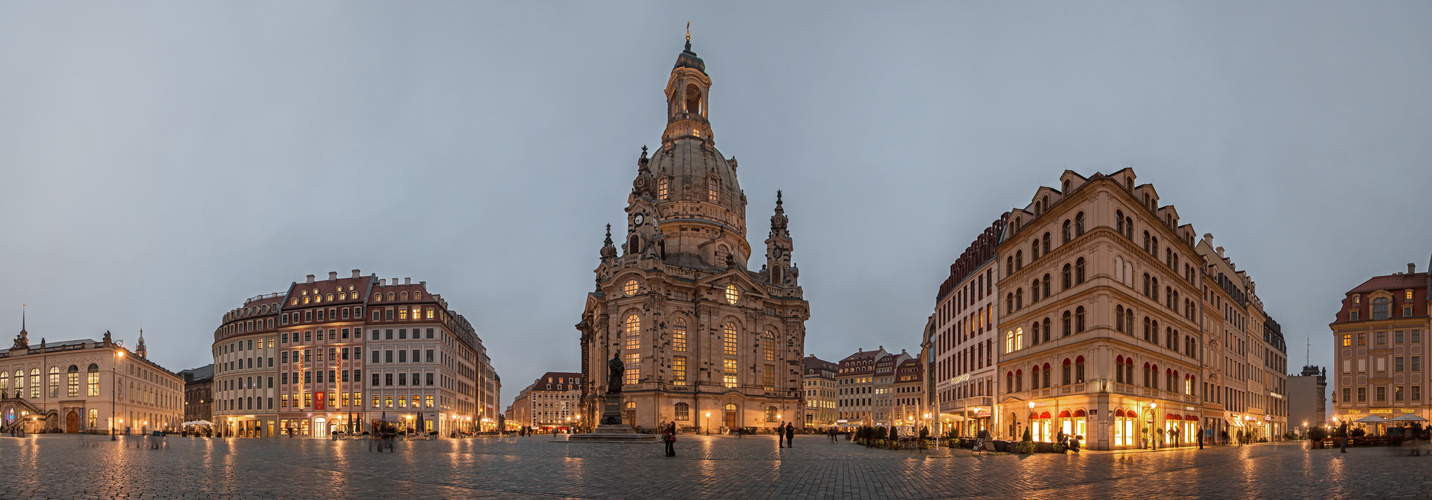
[{"xmin": 1, "ymin": 2, "xmax": 1428, "ymax": 409}]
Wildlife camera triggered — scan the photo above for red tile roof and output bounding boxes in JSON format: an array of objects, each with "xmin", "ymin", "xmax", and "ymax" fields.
[{"xmin": 1348, "ymin": 273, "xmax": 1428, "ymax": 294}]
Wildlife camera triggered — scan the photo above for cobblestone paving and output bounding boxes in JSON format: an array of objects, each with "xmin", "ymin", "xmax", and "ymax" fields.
[{"xmin": 0, "ymin": 434, "xmax": 1427, "ymax": 499}]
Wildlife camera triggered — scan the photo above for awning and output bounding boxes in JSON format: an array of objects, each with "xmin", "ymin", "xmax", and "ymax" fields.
[
  {"xmin": 1392, "ymin": 414, "xmax": 1428, "ymax": 422},
  {"xmin": 1355, "ymin": 415, "xmax": 1390, "ymax": 424},
  {"xmin": 182, "ymin": 420, "xmax": 213, "ymax": 427},
  {"xmin": 1167, "ymin": 414, "xmax": 1182, "ymax": 421}
]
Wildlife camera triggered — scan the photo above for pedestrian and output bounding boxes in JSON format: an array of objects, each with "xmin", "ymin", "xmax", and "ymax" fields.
[
  {"xmin": 786, "ymin": 422, "xmax": 795, "ymax": 448},
  {"xmin": 829, "ymin": 427, "xmax": 837, "ymax": 443},
  {"xmin": 1197, "ymin": 426, "xmax": 1204, "ymax": 450},
  {"xmin": 664, "ymin": 423, "xmax": 676, "ymax": 457},
  {"xmin": 1340, "ymin": 422, "xmax": 1348, "ymax": 453},
  {"xmin": 1056, "ymin": 429, "xmax": 1066, "ymax": 452},
  {"xmin": 778, "ymin": 422, "xmax": 785, "ymax": 448}
]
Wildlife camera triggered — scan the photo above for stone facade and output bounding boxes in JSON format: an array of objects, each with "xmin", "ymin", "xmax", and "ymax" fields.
[
  {"xmin": 577, "ymin": 39, "xmax": 810, "ymax": 433},
  {"xmin": 930, "ymin": 216, "xmax": 1004, "ymax": 437},
  {"xmin": 801, "ymin": 355, "xmax": 837, "ymax": 428}
]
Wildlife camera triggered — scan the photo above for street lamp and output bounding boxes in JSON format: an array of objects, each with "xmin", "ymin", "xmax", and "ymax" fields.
[
  {"xmin": 1150, "ymin": 403, "xmax": 1158, "ymax": 450},
  {"xmin": 704, "ymin": 411, "xmax": 710, "ymax": 435},
  {"xmin": 112, "ymin": 349, "xmax": 124, "ymax": 441}
]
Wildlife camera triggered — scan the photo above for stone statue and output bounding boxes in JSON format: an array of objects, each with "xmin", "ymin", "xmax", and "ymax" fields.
[{"xmin": 607, "ymin": 353, "xmax": 625, "ymax": 394}]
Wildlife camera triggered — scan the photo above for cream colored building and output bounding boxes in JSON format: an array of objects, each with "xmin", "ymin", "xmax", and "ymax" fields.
[
  {"xmin": 993, "ymin": 169, "xmax": 1286, "ymax": 450},
  {"xmin": 577, "ymin": 38, "xmax": 809, "ymax": 433},
  {"xmin": 1, "ymin": 325, "xmax": 182, "ymax": 435},
  {"xmin": 802, "ymin": 355, "xmax": 837, "ymax": 428},
  {"xmin": 930, "ymin": 217, "xmax": 1003, "ymax": 437},
  {"xmin": 1331, "ymin": 262, "xmax": 1430, "ymax": 430}
]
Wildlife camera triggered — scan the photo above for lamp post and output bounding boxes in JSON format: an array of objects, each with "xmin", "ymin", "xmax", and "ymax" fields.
[
  {"xmin": 704, "ymin": 411, "xmax": 710, "ymax": 435},
  {"xmin": 111, "ymin": 349, "xmax": 124, "ymax": 441},
  {"xmin": 1149, "ymin": 402, "xmax": 1158, "ymax": 450}
]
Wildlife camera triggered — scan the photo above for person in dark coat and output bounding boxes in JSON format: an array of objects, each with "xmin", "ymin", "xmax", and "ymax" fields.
[
  {"xmin": 1340, "ymin": 422, "xmax": 1349, "ymax": 453},
  {"xmin": 785, "ymin": 422, "xmax": 795, "ymax": 448},
  {"xmin": 664, "ymin": 422, "xmax": 676, "ymax": 457},
  {"xmin": 778, "ymin": 423, "xmax": 785, "ymax": 448}
]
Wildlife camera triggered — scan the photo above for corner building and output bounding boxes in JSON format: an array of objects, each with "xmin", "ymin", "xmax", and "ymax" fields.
[
  {"xmin": 930, "ymin": 216, "xmax": 1004, "ymax": 437},
  {"xmin": 577, "ymin": 39, "xmax": 810, "ymax": 433},
  {"xmin": 994, "ymin": 169, "xmax": 1285, "ymax": 450},
  {"xmin": 1331, "ymin": 262, "xmax": 1430, "ymax": 427}
]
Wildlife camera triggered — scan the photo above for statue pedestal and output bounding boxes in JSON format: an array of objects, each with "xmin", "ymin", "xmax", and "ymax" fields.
[{"xmin": 568, "ymin": 394, "xmax": 657, "ymax": 443}]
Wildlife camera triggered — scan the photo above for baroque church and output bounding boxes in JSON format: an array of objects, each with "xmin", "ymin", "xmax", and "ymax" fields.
[{"xmin": 577, "ymin": 37, "xmax": 810, "ymax": 432}]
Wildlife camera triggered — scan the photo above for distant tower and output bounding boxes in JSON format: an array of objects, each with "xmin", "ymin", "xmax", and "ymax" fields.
[{"xmin": 136, "ymin": 328, "xmax": 147, "ymax": 359}]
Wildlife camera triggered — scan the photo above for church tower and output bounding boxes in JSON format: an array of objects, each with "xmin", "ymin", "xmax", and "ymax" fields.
[{"xmin": 578, "ymin": 36, "xmax": 810, "ymax": 433}]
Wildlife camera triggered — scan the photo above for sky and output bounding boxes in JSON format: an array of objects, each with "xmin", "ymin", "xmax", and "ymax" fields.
[{"xmin": 0, "ymin": 2, "xmax": 1428, "ymax": 410}]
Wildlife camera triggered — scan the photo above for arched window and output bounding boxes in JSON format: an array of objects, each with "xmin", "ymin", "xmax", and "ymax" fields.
[
  {"xmin": 672, "ymin": 318, "xmax": 687, "ymax": 353},
  {"xmin": 1032, "ymin": 240, "xmax": 1040, "ymax": 260},
  {"xmin": 1116, "ymin": 210, "xmax": 1125, "ymax": 235},
  {"xmin": 1075, "ymin": 356, "xmax": 1086, "ymax": 384},
  {"xmin": 1151, "ymin": 278, "xmax": 1159, "ymax": 301},
  {"xmin": 1372, "ymin": 298, "xmax": 1391, "ymax": 320},
  {"xmin": 1042, "ymin": 363, "xmax": 1051, "ymax": 388},
  {"xmin": 0, "ymin": 371, "xmax": 7, "ymax": 399},
  {"xmin": 1143, "ymin": 231, "xmax": 1151, "ymax": 252},
  {"xmin": 1042, "ymin": 232, "xmax": 1050, "ymax": 256},
  {"xmin": 1075, "ymin": 258, "xmax": 1086, "ymax": 284},
  {"xmin": 1075, "ymin": 306, "xmax": 1085, "ymax": 333},
  {"xmin": 1031, "ymin": 321, "xmax": 1041, "ymax": 345},
  {"xmin": 1143, "ymin": 273, "xmax": 1151, "ymax": 297},
  {"xmin": 629, "ymin": 235, "xmax": 641, "ymax": 255},
  {"xmin": 1042, "ymin": 274, "xmax": 1051, "ymax": 298},
  {"xmin": 1006, "ymin": 372, "xmax": 1014, "ymax": 392},
  {"xmin": 48, "ymin": 366, "xmax": 59, "ymax": 398},
  {"xmin": 1016, "ymin": 250, "xmax": 1023, "ymax": 269},
  {"xmin": 1062, "ymin": 220, "xmax": 1071, "ymax": 244},
  {"xmin": 67, "ymin": 365, "xmax": 79, "ymax": 397},
  {"xmin": 1016, "ymin": 328, "xmax": 1024, "ymax": 350},
  {"xmin": 1062, "ymin": 359, "xmax": 1072, "ymax": 386},
  {"xmin": 1006, "ymin": 331, "xmax": 1015, "ymax": 353},
  {"xmin": 1152, "ymin": 236, "xmax": 1159, "ymax": 257},
  {"xmin": 1116, "ymin": 305, "xmax": 1125, "ymax": 332},
  {"xmin": 685, "ymin": 83, "xmax": 703, "ymax": 115},
  {"xmin": 1030, "ymin": 365, "xmax": 1040, "ymax": 390},
  {"xmin": 658, "ymin": 177, "xmax": 669, "ymax": 200},
  {"xmin": 1116, "ymin": 356, "xmax": 1125, "ymax": 384},
  {"xmin": 1006, "ymin": 293, "xmax": 1014, "ymax": 314},
  {"xmin": 1031, "ymin": 279, "xmax": 1040, "ymax": 302},
  {"xmin": 1125, "ymin": 308, "xmax": 1134, "ymax": 336},
  {"xmin": 763, "ymin": 330, "xmax": 776, "ymax": 362},
  {"xmin": 674, "ymin": 402, "xmax": 690, "ymax": 420},
  {"xmin": 1125, "ymin": 359, "xmax": 1134, "ymax": 385},
  {"xmin": 1042, "ymin": 318, "xmax": 1051, "ymax": 343},
  {"xmin": 1143, "ymin": 363, "xmax": 1152, "ymax": 387},
  {"xmin": 1062, "ymin": 179, "xmax": 1070, "ymax": 193},
  {"xmin": 1006, "ymin": 257, "xmax": 1014, "ymax": 274},
  {"xmin": 1062, "ymin": 264, "xmax": 1072, "ymax": 289},
  {"xmin": 1015, "ymin": 289, "xmax": 1023, "ymax": 310},
  {"xmin": 708, "ymin": 177, "xmax": 720, "ymax": 202},
  {"xmin": 624, "ymin": 315, "xmax": 641, "ymax": 385},
  {"xmin": 86, "ymin": 364, "xmax": 99, "ymax": 396},
  {"xmin": 723, "ymin": 322, "xmax": 739, "ymax": 356},
  {"xmin": 1075, "ymin": 212, "xmax": 1085, "ymax": 236},
  {"xmin": 1062, "ymin": 311, "xmax": 1072, "ymax": 337}
]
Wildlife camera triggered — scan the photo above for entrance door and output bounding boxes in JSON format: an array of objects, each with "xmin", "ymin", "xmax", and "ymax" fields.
[
  {"xmin": 723, "ymin": 404, "xmax": 738, "ymax": 429},
  {"xmin": 66, "ymin": 411, "xmax": 78, "ymax": 433},
  {"xmin": 313, "ymin": 418, "xmax": 328, "ymax": 438}
]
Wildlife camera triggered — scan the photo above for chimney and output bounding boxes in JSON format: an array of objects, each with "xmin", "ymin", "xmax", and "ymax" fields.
[
  {"xmin": 306, "ymin": 274, "xmax": 315, "ymax": 284},
  {"xmin": 405, "ymin": 277, "xmax": 412, "ymax": 285},
  {"xmin": 352, "ymin": 269, "xmax": 361, "ymax": 279},
  {"xmin": 1203, "ymin": 233, "xmax": 1214, "ymax": 246},
  {"xmin": 380, "ymin": 279, "xmax": 387, "ymax": 286},
  {"xmin": 420, "ymin": 281, "xmax": 426, "ymax": 287},
  {"xmin": 1216, "ymin": 246, "xmax": 1225, "ymax": 258},
  {"xmin": 1410, "ymin": 263, "xmax": 1417, "ymax": 274},
  {"xmin": 329, "ymin": 271, "xmax": 338, "ymax": 281}
]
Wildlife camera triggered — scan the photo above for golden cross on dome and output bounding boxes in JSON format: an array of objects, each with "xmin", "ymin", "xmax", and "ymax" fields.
[{"xmin": 686, "ymin": 22, "xmax": 690, "ymax": 41}]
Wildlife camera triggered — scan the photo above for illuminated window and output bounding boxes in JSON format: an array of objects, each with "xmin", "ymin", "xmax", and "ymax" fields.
[
  {"xmin": 373, "ymin": 293, "xmax": 382, "ymax": 302},
  {"xmin": 426, "ymin": 309, "xmax": 434, "ymax": 320},
  {"xmin": 624, "ymin": 280, "xmax": 638, "ymax": 297},
  {"xmin": 763, "ymin": 364, "xmax": 775, "ymax": 391},
  {"xmin": 674, "ymin": 402, "xmax": 689, "ymax": 420},
  {"xmin": 723, "ymin": 323, "xmax": 738, "ymax": 355},
  {"xmin": 326, "ymin": 293, "xmax": 334, "ymax": 302},
  {"xmin": 658, "ymin": 178, "xmax": 669, "ymax": 200},
  {"xmin": 763, "ymin": 330, "xmax": 775, "ymax": 361},
  {"xmin": 709, "ymin": 177, "xmax": 719, "ymax": 202},
  {"xmin": 726, "ymin": 284, "xmax": 739, "ymax": 305},
  {"xmin": 399, "ymin": 395, "xmax": 407, "ymax": 408},
  {"xmin": 341, "ymin": 392, "xmax": 349, "ymax": 407},
  {"xmin": 304, "ymin": 393, "xmax": 312, "ymax": 408},
  {"xmin": 672, "ymin": 319, "xmax": 687, "ymax": 352},
  {"xmin": 66, "ymin": 366, "xmax": 78, "ymax": 397},
  {"xmin": 426, "ymin": 395, "xmax": 434, "ymax": 408},
  {"xmin": 414, "ymin": 292, "xmax": 421, "ymax": 300},
  {"xmin": 674, "ymin": 356, "xmax": 687, "ymax": 386},
  {"xmin": 724, "ymin": 359, "xmax": 738, "ymax": 388},
  {"xmin": 87, "ymin": 365, "xmax": 99, "ymax": 396}
]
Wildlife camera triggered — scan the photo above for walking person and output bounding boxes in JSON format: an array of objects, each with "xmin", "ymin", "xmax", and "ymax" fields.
[
  {"xmin": 1197, "ymin": 427, "xmax": 1204, "ymax": 450},
  {"xmin": 778, "ymin": 422, "xmax": 785, "ymax": 448},
  {"xmin": 664, "ymin": 423, "xmax": 676, "ymax": 457},
  {"xmin": 786, "ymin": 422, "xmax": 795, "ymax": 448}
]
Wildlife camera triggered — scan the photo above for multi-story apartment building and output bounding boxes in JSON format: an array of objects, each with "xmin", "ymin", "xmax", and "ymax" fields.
[
  {"xmin": 1, "ymin": 325, "xmax": 182, "ymax": 435},
  {"xmin": 993, "ymin": 169, "xmax": 1286, "ymax": 450},
  {"xmin": 214, "ymin": 270, "xmax": 495, "ymax": 438},
  {"xmin": 836, "ymin": 348, "xmax": 885, "ymax": 427},
  {"xmin": 510, "ymin": 372, "xmax": 581, "ymax": 431},
  {"xmin": 802, "ymin": 355, "xmax": 837, "ymax": 428},
  {"xmin": 212, "ymin": 292, "xmax": 283, "ymax": 437},
  {"xmin": 892, "ymin": 357, "xmax": 924, "ymax": 433},
  {"xmin": 871, "ymin": 350, "xmax": 912, "ymax": 427},
  {"xmin": 180, "ymin": 364, "xmax": 214, "ymax": 424},
  {"xmin": 1288, "ymin": 365, "xmax": 1328, "ymax": 434},
  {"xmin": 1331, "ymin": 262, "xmax": 1430, "ymax": 430},
  {"xmin": 930, "ymin": 216, "xmax": 1003, "ymax": 438},
  {"xmin": 1195, "ymin": 236, "xmax": 1288, "ymax": 443}
]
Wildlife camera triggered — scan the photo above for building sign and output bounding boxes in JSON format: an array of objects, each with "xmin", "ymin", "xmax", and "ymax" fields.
[
  {"xmin": 315, "ymin": 392, "xmax": 326, "ymax": 411},
  {"xmin": 949, "ymin": 374, "xmax": 970, "ymax": 384}
]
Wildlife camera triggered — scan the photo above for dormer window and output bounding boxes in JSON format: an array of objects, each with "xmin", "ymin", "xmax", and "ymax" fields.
[{"xmin": 708, "ymin": 178, "xmax": 719, "ymax": 202}]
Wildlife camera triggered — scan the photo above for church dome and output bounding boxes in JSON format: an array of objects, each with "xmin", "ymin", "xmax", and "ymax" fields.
[
  {"xmin": 648, "ymin": 138, "xmax": 743, "ymax": 223},
  {"xmin": 674, "ymin": 40, "xmax": 705, "ymax": 73}
]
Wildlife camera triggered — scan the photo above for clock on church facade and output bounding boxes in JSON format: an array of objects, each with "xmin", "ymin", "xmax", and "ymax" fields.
[{"xmin": 576, "ymin": 38, "xmax": 810, "ymax": 432}]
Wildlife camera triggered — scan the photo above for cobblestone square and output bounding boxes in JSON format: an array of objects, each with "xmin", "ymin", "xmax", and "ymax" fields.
[{"xmin": 0, "ymin": 434, "xmax": 1428, "ymax": 499}]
